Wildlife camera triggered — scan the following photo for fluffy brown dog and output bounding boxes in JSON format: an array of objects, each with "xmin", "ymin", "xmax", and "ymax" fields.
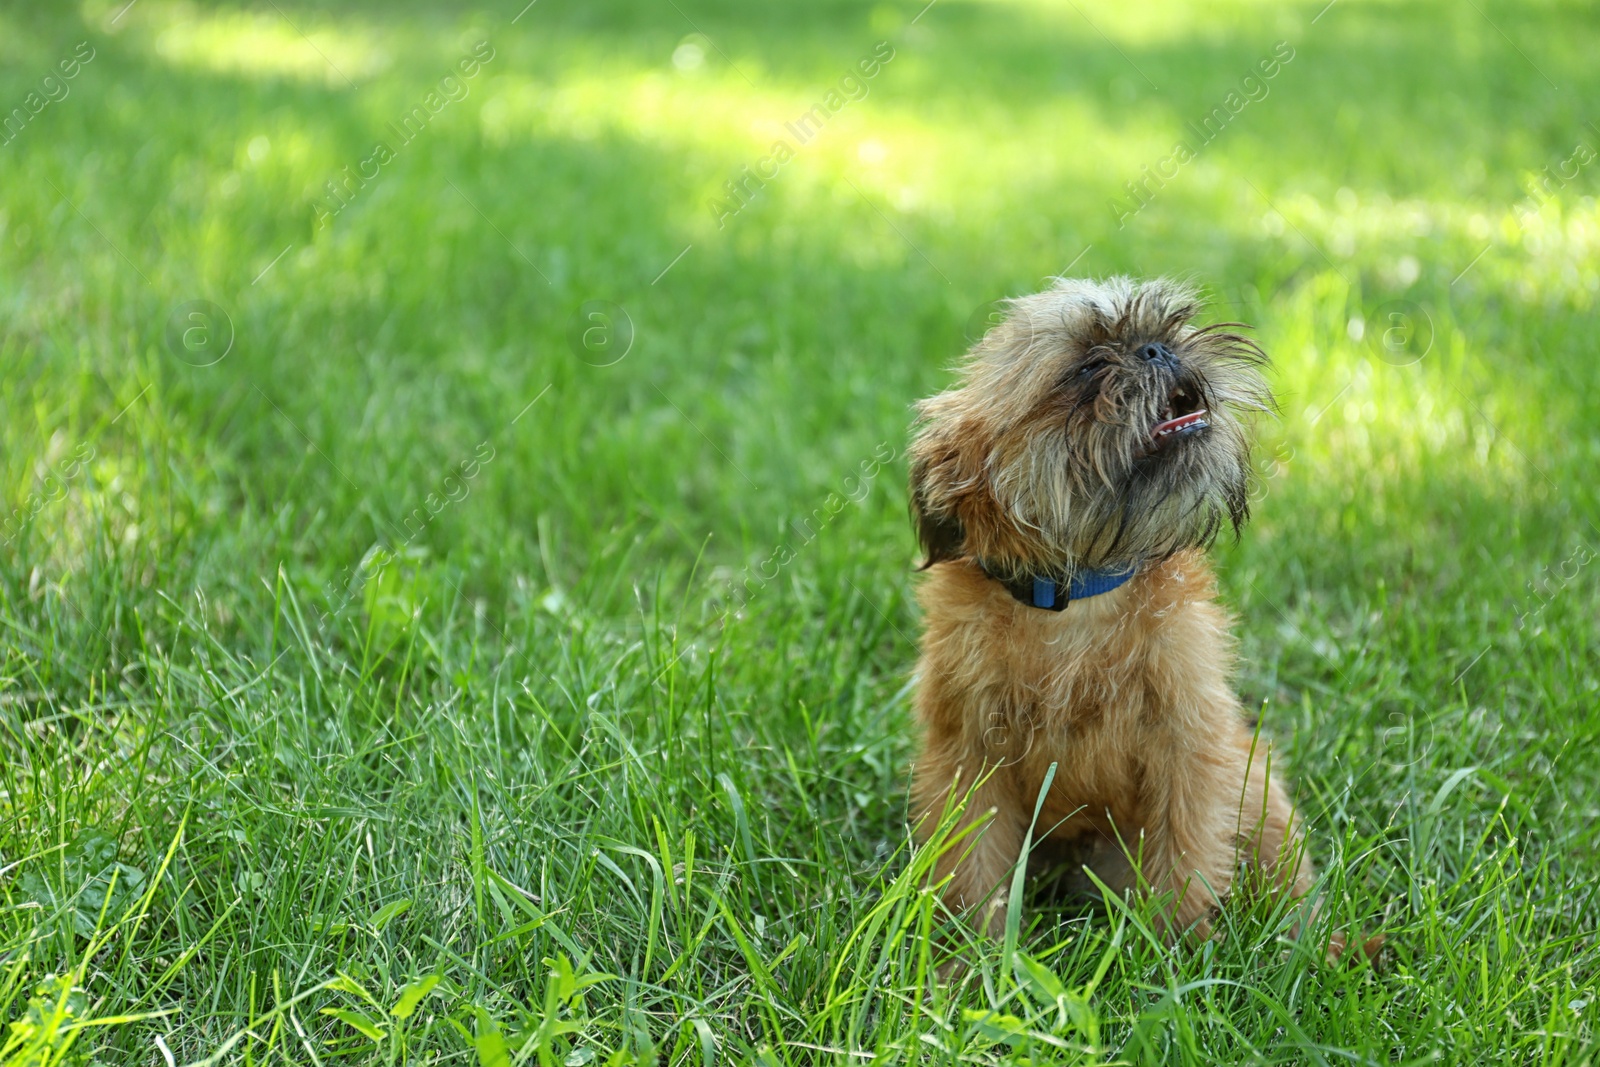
[{"xmin": 908, "ymin": 276, "xmax": 1316, "ymax": 950}]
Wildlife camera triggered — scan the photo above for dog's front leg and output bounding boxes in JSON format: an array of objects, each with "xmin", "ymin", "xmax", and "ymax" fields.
[
  {"xmin": 912, "ymin": 740, "xmax": 1024, "ymax": 938},
  {"xmin": 1134, "ymin": 753, "xmax": 1237, "ymax": 939}
]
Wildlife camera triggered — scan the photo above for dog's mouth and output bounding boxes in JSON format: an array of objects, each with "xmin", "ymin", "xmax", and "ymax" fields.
[{"xmin": 1149, "ymin": 383, "xmax": 1208, "ymax": 452}]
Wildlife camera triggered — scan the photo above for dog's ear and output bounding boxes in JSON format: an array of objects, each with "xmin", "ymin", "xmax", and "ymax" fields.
[{"xmin": 909, "ymin": 446, "xmax": 966, "ymax": 569}]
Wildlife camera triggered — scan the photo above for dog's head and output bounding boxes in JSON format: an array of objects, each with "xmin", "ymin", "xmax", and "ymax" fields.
[{"xmin": 909, "ymin": 276, "xmax": 1273, "ymax": 578}]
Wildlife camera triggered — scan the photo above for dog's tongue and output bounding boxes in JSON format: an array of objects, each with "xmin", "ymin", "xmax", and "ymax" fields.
[{"xmin": 1151, "ymin": 409, "xmax": 1209, "ymax": 440}]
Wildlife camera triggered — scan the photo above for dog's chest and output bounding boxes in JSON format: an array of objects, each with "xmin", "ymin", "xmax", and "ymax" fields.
[
  {"xmin": 990, "ymin": 637, "xmax": 1152, "ymax": 744},
  {"xmin": 985, "ymin": 606, "xmax": 1223, "ymax": 751}
]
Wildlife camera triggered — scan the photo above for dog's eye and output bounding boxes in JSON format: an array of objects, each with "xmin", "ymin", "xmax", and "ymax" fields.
[{"xmin": 1078, "ymin": 359, "xmax": 1108, "ymax": 378}]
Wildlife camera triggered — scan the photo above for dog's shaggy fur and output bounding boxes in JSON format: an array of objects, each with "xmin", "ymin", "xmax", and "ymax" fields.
[{"xmin": 908, "ymin": 276, "xmax": 1319, "ymax": 948}]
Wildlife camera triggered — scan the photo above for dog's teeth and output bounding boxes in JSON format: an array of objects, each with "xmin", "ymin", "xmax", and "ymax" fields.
[{"xmin": 1149, "ymin": 408, "xmax": 1210, "ymax": 443}]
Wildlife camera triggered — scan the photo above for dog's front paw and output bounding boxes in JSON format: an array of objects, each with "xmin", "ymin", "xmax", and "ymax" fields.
[{"xmin": 1324, "ymin": 929, "xmax": 1387, "ymax": 967}]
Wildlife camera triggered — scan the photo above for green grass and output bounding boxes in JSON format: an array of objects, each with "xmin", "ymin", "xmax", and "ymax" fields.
[{"xmin": 1, "ymin": 0, "xmax": 1598, "ymax": 1062}]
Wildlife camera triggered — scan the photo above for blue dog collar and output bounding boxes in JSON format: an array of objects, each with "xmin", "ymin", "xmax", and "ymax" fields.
[{"xmin": 985, "ymin": 561, "xmax": 1139, "ymax": 611}]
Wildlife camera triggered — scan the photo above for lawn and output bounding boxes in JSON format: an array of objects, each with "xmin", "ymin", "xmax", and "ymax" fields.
[{"xmin": 1, "ymin": 0, "xmax": 1598, "ymax": 1063}]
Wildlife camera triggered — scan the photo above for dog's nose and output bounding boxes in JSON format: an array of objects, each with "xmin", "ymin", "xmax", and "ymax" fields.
[{"xmin": 1140, "ymin": 342, "xmax": 1179, "ymax": 370}]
